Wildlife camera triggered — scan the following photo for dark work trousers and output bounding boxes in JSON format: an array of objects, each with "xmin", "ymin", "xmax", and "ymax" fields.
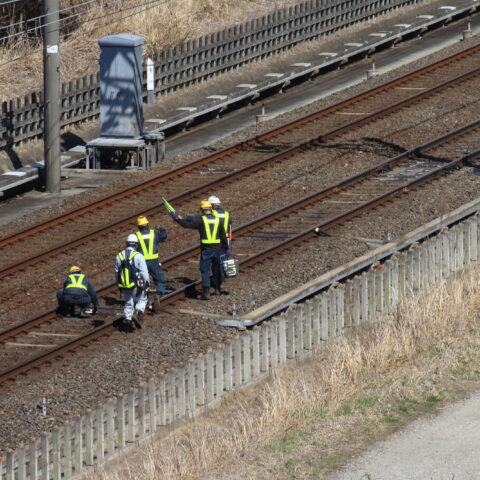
[
  {"xmin": 57, "ymin": 290, "xmax": 91, "ymax": 313},
  {"xmin": 199, "ymin": 249, "xmax": 223, "ymax": 289},
  {"xmin": 146, "ymin": 259, "xmax": 166, "ymax": 294}
]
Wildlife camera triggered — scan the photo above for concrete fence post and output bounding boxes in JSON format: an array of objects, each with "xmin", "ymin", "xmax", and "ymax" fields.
[
  {"xmin": 116, "ymin": 395, "xmax": 125, "ymax": 450},
  {"xmin": 367, "ymin": 268, "xmax": 376, "ymax": 321},
  {"xmin": 195, "ymin": 355, "xmax": 206, "ymax": 406},
  {"xmin": 372, "ymin": 268, "xmax": 382, "ymax": 318},
  {"xmin": 469, "ymin": 217, "xmax": 478, "ymax": 263},
  {"xmin": 269, "ymin": 321, "xmax": 279, "ymax": 367},
  {"xmin": 187, "ymin": 360, "xmax": 197, "ymax": 415},
  {"xmin": 390, "ymin": 256, "xmax": 399, "ymax": 307},
  {"xmin": 286, "ymin": 306, "xmax": 296, "ymax": 358},
  {"xmin": 138, "ymin": 383, "xmax": 146, "ymax": 438},
  {"xmin": 397, "ymin": 253, "xmax": 406, "ymax": 298},
  {"xmin": 224, "ymin": 343, "xmax": 233, "ymax": 392},
  {"xmin": 304, "ymin": 300, "xmax": 313, "ymax": 350},
  {"xmin": 215, "ymin": 347, "xmax": 225, "ymax": 398},
  {"xmin": 17, "ymin": 445, "xmax": 27, "ymax": 480},
  {"xmin": 29, "ymin": 439, "xmax": 38, "ymax": 480},
  {"xmin": 165, "ymin": 372, "xmax": 176, "ymax": 424},
  {"xmin": 456, "ymin": 227, "xmax": 464, "ymax": 271},
  {"xmin": 251, "ymin": 327, "xmax": 261, "ymax": 377},
  {"xmin": 233, "ymin": 335, "xmax": 243, "ymax": 387},
  {"xmin": 85, "ymin": 409, "xmax": 93, "ymax": 466},
  {"xmin": 260, "ymin": 323, "xmax": 269, "ymax": 372},
  {"xmin": 405, "ymin": 246, "xmax": 414, "ymax": 293},
  {"xmin": 384, "ymin": 261, "xmax": 392, "ymax": 310},
  {"xmin": 40, "ymin": 433, "xmax": 49, "ymax": 480},
  {"xmin": 343, "ymin": 281, "xmax": 353, "ymax": 328},
  {"xmin": 62, "ymin": 425, "xmax": 72, "ymax": 477},
  {"xmin": 442, "ymin": 232, "xmax": 450, "ymax": 279},
  {"xmin": 450, "ymin": 228, "xmax": 459, "ymax": 273},
  {"xmin": 320, "ymin": 292, "xmax": 329, "ymax": 340},
  {"xmin": 51, "ymin": 428, "xmax": 61, "ymax": 480},
  {"xmin": 73, "ymin": 415, "xmax": 83, "ymax": 474},
  {"xmin": 296, "ymin": 305, "xmax": 305, "ymax": 354},
  {"xmin": 126, "ymin": 387, "xmax": 136, "ymax": 443},
  {"xmin": 106, "ymin": 399, "xmax": 115, "ymax": 457},
  {"xmin": 5, "ymin": 449, "xmax": 14, "ymax": 480},
  {"xmin": 328, "ymin": 287, "xmax": 337, "ymax": 337},
  {"xmin": 464, "ymin": 221, "xmax": 472, "ymax": 268},
  {"xmin": 96, "ymin": 406, "xmax": 105, "ymax": 463},
  {"xmin": 242, "ymin": 334, "xmax": 252, "ymax": 383},
  {"xmin": 336, "ymin": 284, "xmax": 345, "ymax": 335},
  {"xmin": 426, "ymin": 241, "xmax": 435, "ymax": 287},
  {"xmin": 147, "ymin": 378, "xmax": 156, "ymax": 434},
  {"xmin": 434, "ymin": 237, "xmax": 442, "ymax": 284},
  {"xmin": 177, "ymin": 368, "xmax": 186, "ymax": 418},
  {"xmin": 158, "ymin": 376, "xmax": 167, "ymax": 426},
  {"xmin": 278, "ymin": 316, "xmax": 287, "ymax": 363},
  {"xmin": 351, "ymin": 277, "xmax": 360, "ymax": 325},
  {"xmin": 360, "ymin": 273, "xmax": 368, "ymax": 324}
]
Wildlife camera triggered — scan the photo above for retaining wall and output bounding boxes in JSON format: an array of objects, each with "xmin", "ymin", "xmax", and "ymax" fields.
[
  {"xmin": 0, "ymin": 0, "xmax": 427, "ymax": 147},
  {"xmin": 1, "ymin": 209, "xmax": 479, "ymax": 479}
]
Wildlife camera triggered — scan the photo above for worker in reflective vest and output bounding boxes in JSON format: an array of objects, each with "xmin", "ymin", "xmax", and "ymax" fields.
[
  {"xmin": 169, "ymin": 200, "xmax": 229, "ymax": 300},
  {"xmin": 56, "ymin": 266, "xmax": 99, "ymax": 316},
  {"xmin": 115, "ymin": 234, "xmax": 150, "ymax": 328},
  {"xmin": 208, "ymin": 195, "xmax": 232, "ymax": 252},
  {"xmin": 135, "ymin": 216, "xmax": 168, "ymax": 298}
]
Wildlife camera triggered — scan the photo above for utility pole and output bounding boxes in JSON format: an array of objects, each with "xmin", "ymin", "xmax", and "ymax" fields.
[{"xmin": 43, "ymin": 0, "xmax": 61, "ymax": 193}]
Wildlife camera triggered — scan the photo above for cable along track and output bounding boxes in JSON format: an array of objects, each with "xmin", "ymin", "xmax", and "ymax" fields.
[
  {"xmin": 1, "ymin": 119, "xmax": 479, "ymax": 386},
  {"xmin": 1, "ymin": 49, "xmax": 480, "ymax": 286},
  {"xmin": 0, "ymin": 44, "xmax": 480, "ymax": 274}
]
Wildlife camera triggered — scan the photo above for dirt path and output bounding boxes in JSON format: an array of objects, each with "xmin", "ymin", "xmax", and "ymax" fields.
[{"xmin": 328, "ymin": 392, "xmax": 480, "ymax": 480}]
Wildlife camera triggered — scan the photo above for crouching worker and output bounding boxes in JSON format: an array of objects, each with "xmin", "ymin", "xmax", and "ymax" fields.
[
  {"xmin": 57, "ymin": 266, "xmax": 99, "ymax": 316},
  {"xmin": 115, "ymin": 234, "xmax": 150, "ymax": 327}
]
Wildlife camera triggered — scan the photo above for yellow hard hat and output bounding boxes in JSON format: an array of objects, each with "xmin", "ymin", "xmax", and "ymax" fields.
[
  {"xmin": 137, "ymin": 215, "xmax": 149, "ymax": 226},
  {"xmin": 200, "ymin": 200, "xmax": 212, "ymax": 209},
  {"xmin": 69, "ymin": 265, "xmax": 81, "ymax": 273}
]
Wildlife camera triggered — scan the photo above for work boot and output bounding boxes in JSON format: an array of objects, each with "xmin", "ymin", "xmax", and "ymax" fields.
[
  {"xmin": 153, "ymin": 293, "xmax": 162, "ymax": 313},
  {"xmin": 201, "ymin": 287, "xmax": 210, "ymax": 300},
  {"xmin": 216, "ymin": 287, "xmax": 229, "ymax": 296}
]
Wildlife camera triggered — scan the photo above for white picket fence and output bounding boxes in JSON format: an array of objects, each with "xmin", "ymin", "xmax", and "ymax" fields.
[{"xmin": 1, "ymin": 213, "xmax": 479, "ymax": 480}]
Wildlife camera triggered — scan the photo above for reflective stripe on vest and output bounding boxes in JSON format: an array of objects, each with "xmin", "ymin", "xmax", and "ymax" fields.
[
  {"xmin": 136, "ymin": 230, "xmax": 158, "ymax": 260},
  {"xmin": 213, "ymin": 210, "xmax": 230, "ymax": 235},
  {"xmin": 66, "ymin": 274, "xmax": 87, "ymax": 290},
  {"xmin": 118, "ymin": 250, "xmax": 139, "ymax": 288},
  {"xmin": 201, "ymin": 215, "xmax": 221, "ymax": 244}
]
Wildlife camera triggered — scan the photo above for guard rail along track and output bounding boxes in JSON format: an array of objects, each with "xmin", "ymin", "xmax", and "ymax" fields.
[
  {"xmin": 1, "ymin": 0, "xmax": 476, "ymax": 147},
  {"xmin": 1, "ymin": 43, "xmax": 479, "ymax": 280},
  {"xmin": 1, "ymin": 119, "xmax": 479, "ymax": 385}
]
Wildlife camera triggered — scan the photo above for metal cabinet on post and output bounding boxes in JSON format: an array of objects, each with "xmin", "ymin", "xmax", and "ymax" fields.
[{"xmin": 98, "ymin": 33, "xmax": 144, "ymax": 138}]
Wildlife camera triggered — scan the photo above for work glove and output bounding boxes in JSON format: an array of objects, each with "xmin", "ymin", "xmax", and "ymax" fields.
[
  {"xmin": 170, "ymin": 212, "xmax": 179, "ymax": 220},
  {"xmin": 225, "ymin": 248, "xmax": 232, "ymax": 257}
]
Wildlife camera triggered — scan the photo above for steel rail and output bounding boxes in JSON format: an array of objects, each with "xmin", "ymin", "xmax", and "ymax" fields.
[
  {"xmin": 2, "ymin": 121, "xmax": 479, "ymax": 385},
  {"xmin": 1, "ymin": 44, "xmax": 479, "ymax": 252},
  {"xmin": 1, "ymin": 65, "xmax": 479, "ymax": 280}
]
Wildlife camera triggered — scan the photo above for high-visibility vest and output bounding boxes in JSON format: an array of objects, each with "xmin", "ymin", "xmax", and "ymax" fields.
[
  {"xmin": 136, "ymin": 230, "xmax": 158, "ymax": 260},
  {"xmin": 213, "ymin": 209, "xmax": 230, "ymax": 236},
  {"xmin": 66, "ymin": 274, "xmax": 87, "ymax": 290},
  {"xmin": 201, "ymin": 215, "xmax": 221, "ymax": 244},
  {"xmin": 117, "ymin": 250, "xmax": 139, "ymax": 288}
]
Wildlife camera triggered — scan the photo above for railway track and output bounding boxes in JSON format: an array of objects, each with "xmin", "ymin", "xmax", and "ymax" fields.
[
  {"xmin": 0, "ymin": 44, "xmax": 479, "ymax": 281},
  {"xmin": 2, "ymin": 119, "xmax": 479, "ymax": 385}
]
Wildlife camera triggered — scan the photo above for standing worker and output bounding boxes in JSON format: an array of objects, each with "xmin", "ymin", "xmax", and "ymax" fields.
[
  {"xmin": 208, "ymin": 195, "xmax": 232, "ymax": 251},
  {"xmin": 135, "ymin": 215, "xmax": 167, "ymax": 311},
  {"xmin": 169, "ymin": 200, "xmax": 229, "ymax": 300},
  {"xmin": 57, "ymin": 266, "xmax": 99, "ymax": 317},
  {"xmin": 115, "ymin": 234, "xmax": 150, "ymax": 328}
]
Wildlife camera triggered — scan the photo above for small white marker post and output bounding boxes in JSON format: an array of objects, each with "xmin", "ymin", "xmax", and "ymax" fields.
[
  {"xmin": 463, "ymin": 17, "xmax": 473, "ymax": 41},
  {"xmin": 146, "ymin": 57, "xmax": 154, "ymax": 105}
]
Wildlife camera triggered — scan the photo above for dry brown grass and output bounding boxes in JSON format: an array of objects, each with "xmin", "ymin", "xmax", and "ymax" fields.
[
  {"xmin": 0, "ymin": 0, "xmax": 295, "ymax": 101},
  {"xmin": 80, "ymin": 268, "xmax": 480, "ymax": 480}
]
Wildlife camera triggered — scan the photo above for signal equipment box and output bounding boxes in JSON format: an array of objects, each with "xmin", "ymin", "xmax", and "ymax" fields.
[{"xmin": 98, "ymin": 33, "xmax": 144, "ymax": 138}]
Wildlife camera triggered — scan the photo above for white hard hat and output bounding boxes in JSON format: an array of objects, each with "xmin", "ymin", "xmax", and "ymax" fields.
[
  {"xmin": 126, "ymin": 233, "xmax": 139, "ymax": 244},
  {"xmin": 208, "ymin": 195, "xmax": 221, "ymax": 205}
]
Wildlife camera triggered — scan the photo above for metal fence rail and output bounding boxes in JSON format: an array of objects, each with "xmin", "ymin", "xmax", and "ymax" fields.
[{"xmin": 1, "ymin": 0, "xmax": 427, "ymax": 148}]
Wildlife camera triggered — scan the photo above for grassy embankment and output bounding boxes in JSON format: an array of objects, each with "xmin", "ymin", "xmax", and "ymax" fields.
[{"xmin": 81, "ymin": 267, "xmax": 480, "ymax": 480}]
